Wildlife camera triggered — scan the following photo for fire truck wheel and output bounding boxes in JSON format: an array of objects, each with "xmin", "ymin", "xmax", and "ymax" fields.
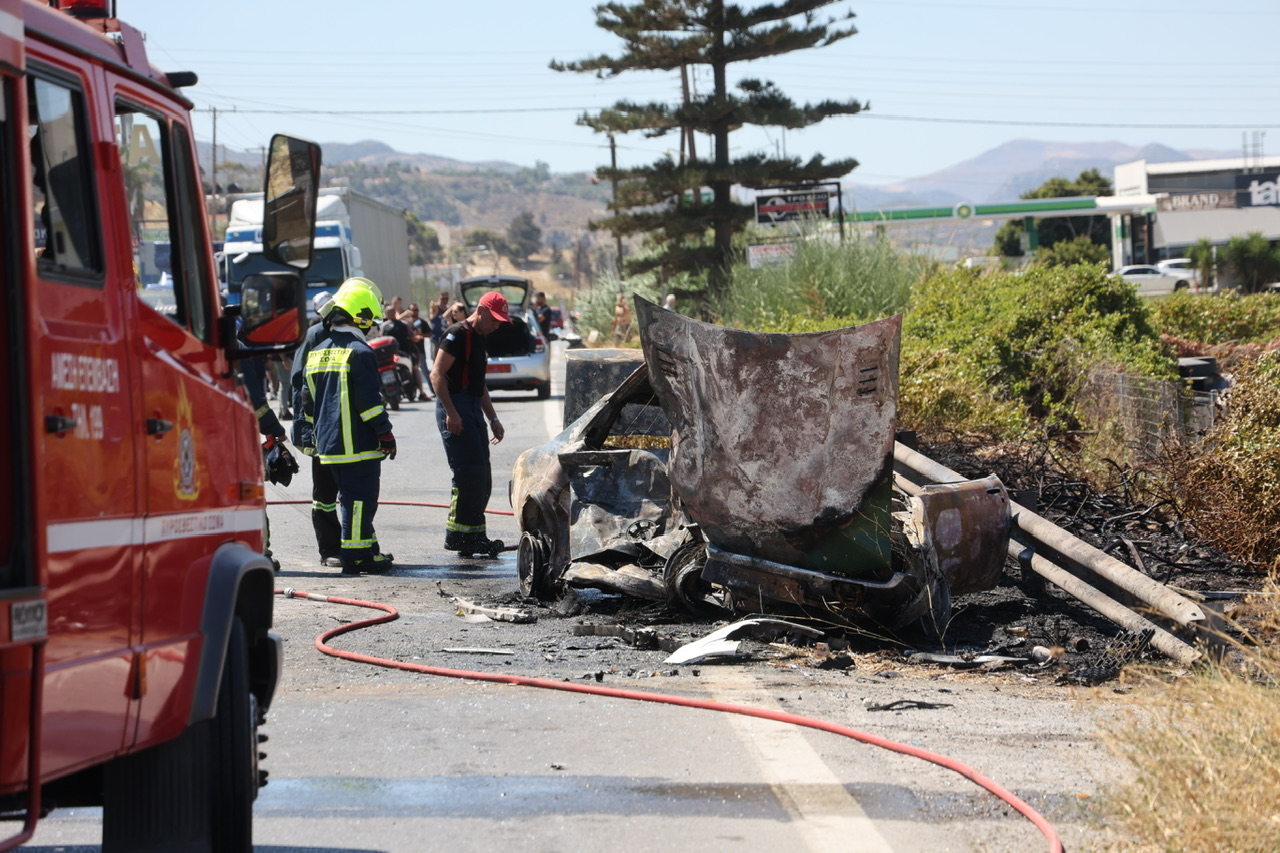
[
  {"xmin": 101, "ymin": 616, "xmax": 257, "ymax": 852},
  {"xmin": 211, "ymin": 616, "xmax": 258, "ymax": 852}
]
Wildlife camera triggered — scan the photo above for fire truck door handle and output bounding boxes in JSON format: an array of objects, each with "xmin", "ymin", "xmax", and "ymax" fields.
[
  {"xmin": 147, "ymin": 418, "xmax": 174, "ymax": 436},
  {"xmin": 45, "ymin": 415, "xmax": 78, "ymax": 434}
]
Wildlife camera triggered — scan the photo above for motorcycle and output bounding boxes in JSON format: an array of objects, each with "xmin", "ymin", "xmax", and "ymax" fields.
[{"xmin": 368, "ymin": 335, "xmax": 415, "ymax": 411}]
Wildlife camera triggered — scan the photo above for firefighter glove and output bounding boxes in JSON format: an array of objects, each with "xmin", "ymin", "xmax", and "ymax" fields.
[
  {"xmin": 379, "ymin": 433, "xmax": 397, "ymax": 460},
  {"xmin": 264, "ymin": 439, "xmax": 299, "ymax": 486}
]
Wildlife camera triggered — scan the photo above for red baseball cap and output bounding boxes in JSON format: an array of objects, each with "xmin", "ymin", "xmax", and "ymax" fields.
[{"xmin": 478, "ymin": 291, "xmax": 511, "ymax": 323}]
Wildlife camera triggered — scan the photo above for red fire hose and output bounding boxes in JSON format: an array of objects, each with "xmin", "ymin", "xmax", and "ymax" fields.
[{"xmin": 276, "ymin": 587, "xmax": 1065, "ymax": 853}]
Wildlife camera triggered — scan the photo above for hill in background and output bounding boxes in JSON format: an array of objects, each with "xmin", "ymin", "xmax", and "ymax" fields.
[
  {"xmin": 846, "ymin": 139, "xmax": 1239, "ymax": 212},
  {"xmin": 198, "ymin": 137, "xmax": 1240, "ymax": 247}
]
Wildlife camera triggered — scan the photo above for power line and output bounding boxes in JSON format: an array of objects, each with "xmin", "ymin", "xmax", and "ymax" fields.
[
  {"xmin": 854, "ymin": 113, "xmax": 1280, "ymax": 130},
  {"xmin": 194, "ymin": 105, "xmax": 1280, "ymax": 131}
]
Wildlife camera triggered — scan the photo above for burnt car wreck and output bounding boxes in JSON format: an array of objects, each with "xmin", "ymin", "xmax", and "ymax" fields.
[{"xmin": 512, "ymin": 298, "xmax": 1012, "ymax": 637}]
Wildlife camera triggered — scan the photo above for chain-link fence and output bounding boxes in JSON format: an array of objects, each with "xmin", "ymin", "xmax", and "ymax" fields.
[{"xmin": 1082, "ymin": 369, "xmax": 1217, "ymax": 460}]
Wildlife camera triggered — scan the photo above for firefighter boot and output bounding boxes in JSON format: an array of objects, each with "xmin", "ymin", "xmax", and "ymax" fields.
[
  {"xmin": 342, "ymin": 552, "xmax": 394, "ymax": 575},
  {"xmin": 446, "ymin": 532, "xmax": 505, "ymax": 559}
]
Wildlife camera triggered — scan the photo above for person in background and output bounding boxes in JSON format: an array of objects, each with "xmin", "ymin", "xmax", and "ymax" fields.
[
  {"xmin": 239, "ymin": 340, "xmax": 290, "ymax": 573},
  {"xmin": 428, "ymin": 290, "xmax": 450, "ymax": 357},
  {"xmin": 292, "ymin": 287, "xmax": 350, "ymax": 568},
  {"xmin": 430, "ymin": 291, "xmax": 509, "ymax": 557},
  {"xmin": 446, "ymin": 301, "xmax": 467, "ymax": 327},
  {"xmin": 611, "ymin": 292, "xmax": 632, "ymax": 344},
  {"xmin": 664, "ymin": 293, "xmax": 677, "ymax": 312},
  {"xmin": 381, "ymin": 301, "xmax": 430, "ymax": 400},
  {"xmin": 532, "ymin": 290, "xmax": 553, "ymax": 339},
  {"xmin": 402, "ymin": 302, "xmax": 434, "ymax": 396},
  {"xmin": 301, "ymin": 282, "xmax": 397, "ymax": 574}
]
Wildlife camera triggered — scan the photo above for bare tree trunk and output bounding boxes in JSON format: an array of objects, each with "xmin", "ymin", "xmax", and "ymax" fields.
[{"xmin": 708, "ymin": 0, "xmax": 731, "ymax": 300}]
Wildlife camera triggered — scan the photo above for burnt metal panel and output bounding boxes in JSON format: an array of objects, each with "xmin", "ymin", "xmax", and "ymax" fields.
[
  {"xmin": 562, "ymin": 349, "xmax": 647, "ymax": 428},
  {"xmin": 562, "ymin": 449, "xmax": 674, "ymax": 561},
  {"xmin": 637, "ymin": 297, "xmax": 901, "ymax": 576},
  {"xmin": 911, "ymin": 476, "xmax": 1011, "ymax": 595}
]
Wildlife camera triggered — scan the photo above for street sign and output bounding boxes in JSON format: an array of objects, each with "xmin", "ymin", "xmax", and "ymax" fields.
[
  {"xmin": 746, "ymin": 242, "xmax": 797, "ymax": 268},
  {"xmin": 755, "ymin": 191, "xmax": 831, "ymax": 224}
]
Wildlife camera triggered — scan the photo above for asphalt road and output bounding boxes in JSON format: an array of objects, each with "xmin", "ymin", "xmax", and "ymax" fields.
[{"xmin": 25, "ymin": 341, "xmax": 1122, "ymax": 852}]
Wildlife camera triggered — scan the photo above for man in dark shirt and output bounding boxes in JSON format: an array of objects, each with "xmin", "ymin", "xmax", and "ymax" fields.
[
  {"xmin": 532, "ymin": 290, "xmax": 553, "ymax": 340},
  {"xmin": 403, "ymin": 302, "xmax": 434, "ymax": 396},
  {"xmin": 429, "ymin": 291, "xmax": 510, "ymax": 557},
  {"xmin": 381, "ymin": 301, "xmax": 429, "ymax": 400}
]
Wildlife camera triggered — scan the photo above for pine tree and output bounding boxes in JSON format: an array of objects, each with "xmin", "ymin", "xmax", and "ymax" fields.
[{"xmin": 552, "ymin": 0, "xmax": 864, "ymax": 299}]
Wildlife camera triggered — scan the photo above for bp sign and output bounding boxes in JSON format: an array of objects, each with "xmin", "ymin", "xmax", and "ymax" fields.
[{"xmin": 756, "ymin": 191, "xmax": 831, "ymax": 224}]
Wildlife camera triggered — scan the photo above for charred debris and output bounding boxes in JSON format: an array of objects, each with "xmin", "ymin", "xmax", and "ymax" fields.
[{"xmin": 502, "ymin": 298, "xmax": 1244, "ymax": 683}]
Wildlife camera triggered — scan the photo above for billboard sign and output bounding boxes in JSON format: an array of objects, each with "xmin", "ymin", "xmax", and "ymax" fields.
[
  {"xmin": 755, "ymin": 190, "xmax": 831, "ymax": 224},
  {"xmin": 1236, "ymin": 172, "xmax": 1280, "ymax": 207}
]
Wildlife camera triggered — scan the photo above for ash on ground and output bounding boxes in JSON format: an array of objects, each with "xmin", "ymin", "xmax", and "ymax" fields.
[{"xmin": 486, "ymin": 438, "xmax": 1271, "ymax": 686}]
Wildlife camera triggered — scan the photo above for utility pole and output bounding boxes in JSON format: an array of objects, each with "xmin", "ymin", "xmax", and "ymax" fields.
[
  {"xmin": 609, "ymin": 134, "xmax": 623, "ymax": 272},
  {"xmin": 210, "ymin": 106, "xmax": 218, "ymax": 235}
]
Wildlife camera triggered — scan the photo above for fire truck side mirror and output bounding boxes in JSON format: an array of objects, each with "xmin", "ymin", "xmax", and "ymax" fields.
[
  {"xmin": 231, "ymin": 272, "xmax": 306, "ymax": 356},
  {"xmin": 261, "ymin": 134, "xmax": 321, "ymax": 271}
]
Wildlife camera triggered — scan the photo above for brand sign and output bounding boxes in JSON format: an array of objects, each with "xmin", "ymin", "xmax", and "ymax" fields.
[
  {"xmin": 1157, "ymin": 192, "xmax": 1235, "ymax": 212},
  {"xmin": 1236, "ymin": 172, "xmax": 1280, "ymax": 207},
  {"xmin": 755, "ymin": 191, "xmax": 831, "ymax": 224}
]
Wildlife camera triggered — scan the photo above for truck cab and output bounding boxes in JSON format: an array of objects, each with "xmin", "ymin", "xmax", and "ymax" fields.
[
  {"xmin": 221, "ymin": 193, "xmax": 364, "ymax": 317},
  {"xmin": 0, "ymin": 2, "xmax": 318, "ymax": 849}
]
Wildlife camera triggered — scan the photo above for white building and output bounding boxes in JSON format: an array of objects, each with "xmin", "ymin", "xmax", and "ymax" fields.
[{"xmin": 1113, "ymin": 155, "xmax": 1280, "ymax": 265}]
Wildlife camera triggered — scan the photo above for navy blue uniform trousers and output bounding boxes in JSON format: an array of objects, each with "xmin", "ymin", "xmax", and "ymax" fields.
[
  {"xmin": 328, "ymin": 457, "xmax": 383, "ymax": 565},
  {"xmin": 437, "ymin": 392, "xmax": 491, "ymax": 536}
]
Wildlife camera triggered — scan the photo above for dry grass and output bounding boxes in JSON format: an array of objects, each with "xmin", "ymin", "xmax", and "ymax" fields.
[{"xmin": 1102, "ymin": 580, "xmax": 1280, "ymax": 852}]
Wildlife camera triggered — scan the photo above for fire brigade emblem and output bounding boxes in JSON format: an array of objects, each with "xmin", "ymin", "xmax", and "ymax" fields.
[{"xmin": 173, "ymin": 386, "xmax": 202, "ymax": 500}]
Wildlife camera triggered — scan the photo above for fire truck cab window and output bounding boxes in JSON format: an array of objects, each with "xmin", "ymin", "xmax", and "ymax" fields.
[
  {"xmin": 115, "ymin": 102, "xmax": 212, "ymax": 340},
  {"xmin": 28, "ymin": 75, "xmax": 101, "ymax": 277}
]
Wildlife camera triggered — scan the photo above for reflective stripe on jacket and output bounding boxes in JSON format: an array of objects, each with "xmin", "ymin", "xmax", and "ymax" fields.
[{"xmin": 304, "ymin": 328, "xmax": 391, "ymax": 464}]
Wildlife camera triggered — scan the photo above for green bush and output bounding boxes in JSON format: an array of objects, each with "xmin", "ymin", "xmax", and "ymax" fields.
[
  {"xmin": 900, "ymin": 263, "xmax": 1175, "ymax": 438},
  {"xmin": 1150, "ymin": 289, "xmax": 1280, "ymax": 345},
  {"xmin": 718, "ymin": 234, "xmax": 928, "ymax": 330},
  {"xmin": 1033, "ymin": 234, "xmax": 1110, "ymax": 268},
  {"xmin": 573, "ymin": 264, "xmax": 689, "ymax": 345}
]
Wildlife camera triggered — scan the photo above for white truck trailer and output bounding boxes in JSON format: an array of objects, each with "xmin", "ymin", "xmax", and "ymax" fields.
[{"xmin": 221, "ymin": 187, "xmax": 410, "ymax": 313}]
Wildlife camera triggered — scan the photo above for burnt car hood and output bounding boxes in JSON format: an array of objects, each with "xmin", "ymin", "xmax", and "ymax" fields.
[{"xmin": 637, "ymin": 298, "xmax": 900, "ymax": 574}]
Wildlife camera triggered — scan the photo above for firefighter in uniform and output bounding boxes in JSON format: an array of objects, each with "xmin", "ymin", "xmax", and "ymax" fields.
[
  {"xmin": 291, "ymin": 278, "xmax": 382, "ymax": 569},
  {"xmin": 302, "ymin": 283, "xmax": 397, "ymax": 574},
  {"xmin": 241, "ymin": 348, "xmax": 293, "ymax": 572},
  {"xmin": 430, "ymin": 290, "xmax": 509, "ymax": 557}
]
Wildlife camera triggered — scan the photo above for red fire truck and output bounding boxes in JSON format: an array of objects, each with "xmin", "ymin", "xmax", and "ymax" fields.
[{"xmin": 0, "ymin": 1, "xmax": 317, "ymax": 849}]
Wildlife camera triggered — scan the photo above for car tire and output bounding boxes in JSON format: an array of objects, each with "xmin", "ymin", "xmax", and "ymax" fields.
[
  {"xmin": 663, "ymin": 541, "xmax": 725, "ymax": 616},
  {"xmin": 536, "ymin": 382, "xmax": 551, "ymax": 400},
  {"xmin": 517, "ymin": 531, "xmax": 553, "ymax": 599}
]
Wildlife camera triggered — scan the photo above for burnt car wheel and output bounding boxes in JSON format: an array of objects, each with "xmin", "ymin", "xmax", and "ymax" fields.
[
  {"xmin": 517, "ymin": 531, "xmax": 553, "ymax": 599},
  {"xmin": 664, "ymin": 541, "xmax": 724, "ymax": 616}
]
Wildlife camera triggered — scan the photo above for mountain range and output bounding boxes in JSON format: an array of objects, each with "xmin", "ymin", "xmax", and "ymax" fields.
[
  {"xmin": 844, "ymin": 139, "xmax": 1239, "ymax": 211},
  {"xmin": 197, "ymin": 138, "xmax": 1240, "ymax": 237}
]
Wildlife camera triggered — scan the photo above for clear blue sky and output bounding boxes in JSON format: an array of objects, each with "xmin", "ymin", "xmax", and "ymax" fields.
[{"xmin": 126, "ymin": 0, "xmax": 1280, "ymax": 198}]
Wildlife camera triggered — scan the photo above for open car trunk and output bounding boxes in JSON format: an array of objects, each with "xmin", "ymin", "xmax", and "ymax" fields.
[{"xmin": 485, "ymin": 317, "xmax": 533, "ymax": 358}]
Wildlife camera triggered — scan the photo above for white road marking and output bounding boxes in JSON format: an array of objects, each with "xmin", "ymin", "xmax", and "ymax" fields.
[{"xmin": 708, "ymin": 675, "xmax": 897, "ymax": 853}]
